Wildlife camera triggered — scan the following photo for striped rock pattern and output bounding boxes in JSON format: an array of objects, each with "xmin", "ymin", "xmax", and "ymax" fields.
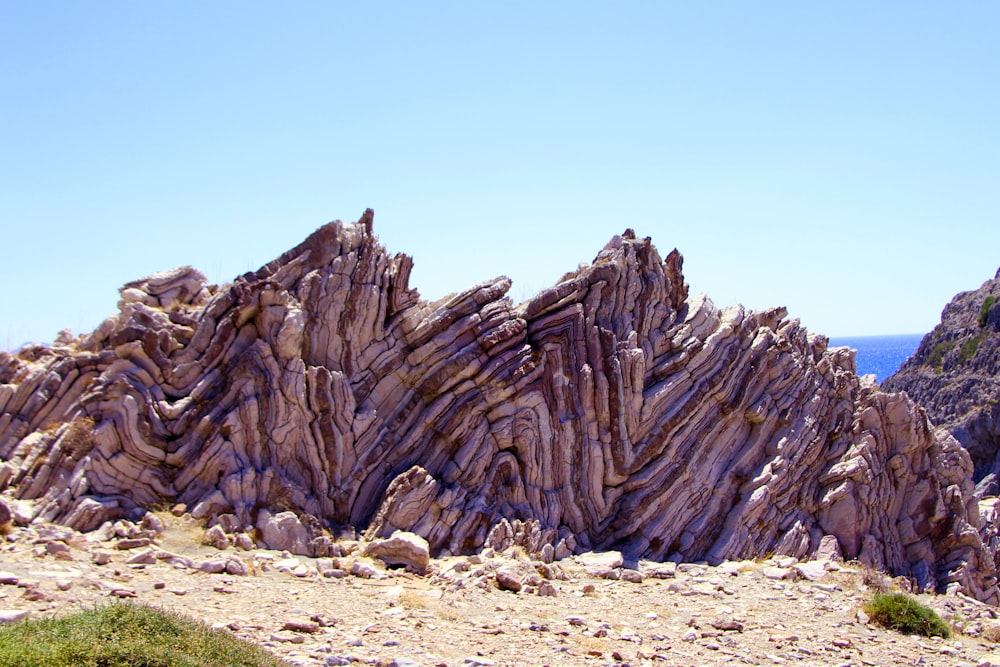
[{"xmin": 0, "ymin": 211, "xmax": 995, "ymax": 601}]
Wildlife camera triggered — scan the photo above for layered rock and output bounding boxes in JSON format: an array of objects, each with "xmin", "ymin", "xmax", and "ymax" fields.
[
  {"xmin": 883, "ymin": 269, "xmax": 1000, "ymax": 496},
  {"xmin": 0, "ymin": 210, "xmax": 995, "ymax": 601}
]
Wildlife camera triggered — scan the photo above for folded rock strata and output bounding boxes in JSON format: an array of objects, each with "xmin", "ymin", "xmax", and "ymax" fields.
[{"xmin": 0, "ymin": 210, "xmax": 995, "ymax": 601}]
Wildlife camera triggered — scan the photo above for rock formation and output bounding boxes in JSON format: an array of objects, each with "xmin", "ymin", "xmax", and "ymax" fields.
[
  {"xmin": 883, "ymin": 269, "xmax": 1000, "ymax": 497},
  {"xmin": 0, "ymin": 210, "xmax": 996, "ymax": 601}
]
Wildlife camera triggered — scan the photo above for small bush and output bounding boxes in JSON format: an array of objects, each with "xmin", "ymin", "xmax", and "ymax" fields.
[
  {"xmin": 864, "ymin": 592, "xmax": 951, "ymax": 638},
  {"xmin": 0, "ymin": 601, "xmax": 285, "ymax": 667},
  {"xmin": 981, "ymin": 296, "xmax": 995, "ymax": 328}
]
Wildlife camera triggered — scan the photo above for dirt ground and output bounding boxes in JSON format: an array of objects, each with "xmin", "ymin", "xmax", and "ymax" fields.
[{"xmin": 3, "ymin": 514, "xmax": 1000, "ymax": 667}]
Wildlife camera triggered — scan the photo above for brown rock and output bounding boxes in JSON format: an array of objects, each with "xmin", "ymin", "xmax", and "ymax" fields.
[
  {"xmin": 115, "ymin": 538, "xmax": 152, "ymax": 551},
  {"xmin": 282, "ymin": 620, "xmax": 320, "ymax": 634},
  {"xmin": 495, "ymin": 568, "xmax": 522, "ymax": 593}
]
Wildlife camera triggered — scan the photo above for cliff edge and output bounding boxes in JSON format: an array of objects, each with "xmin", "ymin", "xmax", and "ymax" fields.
[{"xmin": 883, "ymin": 268, "xmax": 1000, "ymax": 497}]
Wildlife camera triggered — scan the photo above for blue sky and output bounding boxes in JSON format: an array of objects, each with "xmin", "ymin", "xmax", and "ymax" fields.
[{"xmin": 2, "ymin": 2, "xmax": 999, "ymax": 349}]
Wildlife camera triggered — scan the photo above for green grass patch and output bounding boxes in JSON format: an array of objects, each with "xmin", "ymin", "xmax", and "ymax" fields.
[
  {"xmin": 864, "ymin": 592, "xmax": 951, "ymax": 638},
  {"xmin": 981, "ymin": 296, "xmax": 995, "ymax": 328},
  {"xmin": 0, "ymin": 601, "xmax": 286, "ymax": 667}
]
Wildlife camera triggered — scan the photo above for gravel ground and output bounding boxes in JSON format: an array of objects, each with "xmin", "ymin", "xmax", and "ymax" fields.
[{"xmin": 3, "ymin": 516, "xmax": 1000, "ymax": 667}]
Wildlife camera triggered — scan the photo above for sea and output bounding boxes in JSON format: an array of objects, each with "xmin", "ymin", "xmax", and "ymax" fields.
[{"xmin": 828, "ymin": 334, "xmax": 925, "ymax": 382}]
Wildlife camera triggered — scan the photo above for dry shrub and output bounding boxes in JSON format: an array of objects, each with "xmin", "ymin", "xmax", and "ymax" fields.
[
  {"xmin": 398, "ymin": 589, "xmax": 431, "ymax": 610},
  {"xmin": 862, "ymin": 567, "xmax": 892, "ymax": 593},
  {"xmin": 62, "ymin": 416, "xmax": 96, "ymax": 460}
]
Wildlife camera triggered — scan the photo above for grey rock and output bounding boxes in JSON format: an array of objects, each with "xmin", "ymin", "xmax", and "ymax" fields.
[
  {"xmin": 257, "ymin": 510, "xmax": 309, "ymax": 556},
  {"xmin": 575, "ymin": 551, "xmax": 624, "ymax": 569},
  {"xmin": 363, "ymin": 531, "xmax": 430, "ymax": 574},
  {"xmin": 203, "ymin": 525, "xmax": 229, "ymax": 551},
  {"xmin": 350, "ymin": 560, "xmax": 378, "ymax": 579},
  {"xmin": 140, "ymin": 512, "xmax": 164, "ymax": 534},
  {"xmin": 195, "ymin": 559, "xmax": 227, "ymax": 574},
  {"xmin": 621, "ymin": 569, "xmax": 645, "ymax": 583}
]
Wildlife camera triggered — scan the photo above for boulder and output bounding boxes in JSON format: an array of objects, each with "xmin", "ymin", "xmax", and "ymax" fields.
[
  {"xmin": 256, "ymin": 510, "xmax": 309, "ymax": 556},
  {"xmin": 364, "ymin": 531, "xmax": 430, "ymax": 574}
]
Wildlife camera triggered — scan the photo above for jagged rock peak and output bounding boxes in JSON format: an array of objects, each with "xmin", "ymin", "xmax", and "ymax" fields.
[
  {"xmin": 0, "ymin": 211, "xmax": 996, "ymax": 602},
  {"xmin": 883, "ymin": 268, "xmax": 1000, "ymax": 495}
]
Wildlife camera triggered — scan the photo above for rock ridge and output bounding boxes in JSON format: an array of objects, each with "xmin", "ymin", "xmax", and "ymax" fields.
[
  {"xmin": 883, "ymin": 268, "xmax": 1000, "ymax": 497},
  {"xmin": 0, "ymin": 210, "xmax": 996, "ymax": 602}
]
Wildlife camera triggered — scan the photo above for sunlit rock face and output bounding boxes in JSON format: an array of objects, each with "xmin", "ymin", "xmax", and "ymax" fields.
[{"xmin": 1, "ymin": 210, "xmax": 995, "ymax": 602}]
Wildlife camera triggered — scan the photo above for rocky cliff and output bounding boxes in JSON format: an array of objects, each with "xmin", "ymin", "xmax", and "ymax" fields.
[
  {"xmin": 883, "ymin": 269, "xmax": 1000, "ymax": 497},
  {"xmin": 1, "ymin": 211, "xmax": 996, "ymax": 601}
]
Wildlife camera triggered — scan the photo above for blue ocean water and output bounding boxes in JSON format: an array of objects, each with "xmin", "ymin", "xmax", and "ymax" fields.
[{"xmin": 828, "ymin": 334, "xmax": 925, "ymax": 382}]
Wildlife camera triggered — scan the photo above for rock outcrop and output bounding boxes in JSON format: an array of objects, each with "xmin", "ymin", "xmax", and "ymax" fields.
[
  {"xmin": 0, "ymin": 210, "xmax": 996, "ymax": 601},
  {"xmin": 883, "ymin": 269, "xmax": 1000, "ymax": 497}
]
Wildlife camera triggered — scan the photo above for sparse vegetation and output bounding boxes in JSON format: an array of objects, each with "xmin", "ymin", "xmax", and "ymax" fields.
[
  {"xmin": 926, "ymin": 340, "xmax": 955, "ymax": 370},
  {"xmin": 959, "ymin": 332, "xmax": 986, "ymax": 365},
  {"xmin": 864, "ymin": 592, "xmax": 951, "ymax": 638},
  {"xmin": 0, "ymin": 601, "xmax": 285, "ymax": 667},
  {"xmin": 981, "ymin": 296, "xmax": 995, "ymax": 328}
]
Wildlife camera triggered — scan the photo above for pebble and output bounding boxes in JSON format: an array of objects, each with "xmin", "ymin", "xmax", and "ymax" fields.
[
  {"xmin": 0, "ymin": 572, "xmax": 19, "ymax": 585},
  {"xmin": 92, "ymin": 550, "xmax": 113, "ymax": 565}
]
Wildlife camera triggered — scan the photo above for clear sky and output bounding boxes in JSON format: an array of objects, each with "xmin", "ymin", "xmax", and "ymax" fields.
[{"xmin": 2, "ymin": 2, "xmax": 999, "ymax": 349}]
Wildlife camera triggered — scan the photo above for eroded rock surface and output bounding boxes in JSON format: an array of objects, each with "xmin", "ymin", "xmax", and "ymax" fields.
[
  {"xmin": 0, "ymin": 210, "xmax": 996, "ymax": 601},
  {"xmin": 883, "ymin": 269, "xmax": 1000, "ymax": 498}
]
